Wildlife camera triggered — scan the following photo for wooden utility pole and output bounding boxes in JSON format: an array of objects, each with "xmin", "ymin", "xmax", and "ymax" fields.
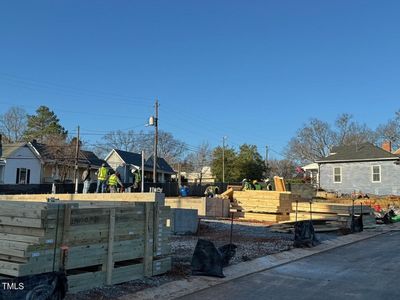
[
  {"xmin": 141, "ymin": 150, "xmax": 145, "ymax": 193},
  {"xmin": 222, "ymin": 136, "xmax": 227, "ymax": 183},
  {"xmin": 178, "ymin": 163, "xmax": 181, "ymax": 188},
  {"xmin": 74, "ymin": 126, "xmax": 80, "ymax": 194},
  {"xmin": 153, "ymin": 99, "xmax": 159, "ymax": 183},
  {"xmin": 265, "ymin": 145, "xmax": 269, "ymax": 175}
]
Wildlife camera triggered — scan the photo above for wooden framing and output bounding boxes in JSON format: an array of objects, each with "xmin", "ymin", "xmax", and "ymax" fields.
[{"xmin": 0, "ymin": 195, "xmax": 172, "ymax": 293}]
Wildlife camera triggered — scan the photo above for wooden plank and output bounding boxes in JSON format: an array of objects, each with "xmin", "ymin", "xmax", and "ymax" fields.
[
  {"xmin": 0, "ymin": 216, "xmax": 43, "ymax": 228},
  {"xmin": 106, "ymin": 208, "xmax": 115, "ymax": 285},
  {"xmin": 143, "ymin": 202, "xmax": 152, "ymax": 277}
]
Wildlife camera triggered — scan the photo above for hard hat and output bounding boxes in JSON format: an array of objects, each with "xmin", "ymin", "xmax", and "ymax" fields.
[
  {"xmin": 242, "ymin": 179, "xmax": 247, "ymax": 182},
  {"xmin": 253, "ymin": 180, "xmax": 257, "ymax": 184}
]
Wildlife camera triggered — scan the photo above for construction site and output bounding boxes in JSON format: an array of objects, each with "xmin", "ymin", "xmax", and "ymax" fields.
[{"xmin": 0, "ymin": 176, "xmax": 398, "ymax": 299}]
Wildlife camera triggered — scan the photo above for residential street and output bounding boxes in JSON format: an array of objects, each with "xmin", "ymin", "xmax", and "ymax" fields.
[{"xmin": 178, "ymin": 231, "xmax": 400, "ymax": 300}]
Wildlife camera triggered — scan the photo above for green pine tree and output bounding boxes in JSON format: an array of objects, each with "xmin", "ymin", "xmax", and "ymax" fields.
[{"xmin": 23, "ymin": 106, "xmax": 67, "ymax": 143}]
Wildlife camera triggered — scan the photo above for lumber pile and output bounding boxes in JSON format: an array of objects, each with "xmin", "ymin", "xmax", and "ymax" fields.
[
  {"xmin": 233, "ymin": 191, "xmax": 304, "ymax": 222},
  {"xmin": 273, "ymin": 176, "xmax": 286, "ymax": 192},
  {"xmin": 0, "ymin": 198, "xmax": 171, "ymax": 293},
  {"xmin": 290, "ymin": 202, "xmax": 375, "ymax": 227}
]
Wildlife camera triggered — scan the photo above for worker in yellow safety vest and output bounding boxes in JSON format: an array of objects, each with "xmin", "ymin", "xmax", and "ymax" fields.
[
  {"xmin": 96, "ymin": 163, "xmax": 108, "ymax": 193},
  {"xmin": 108, "ymin": 171, "xmax": 124, "ymax": 193}
]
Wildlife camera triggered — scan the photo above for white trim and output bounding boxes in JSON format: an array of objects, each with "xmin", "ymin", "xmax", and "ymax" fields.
[
  {"xmin": 316, "ymin": 157, "xmax": 399, "ymax": 163},
  {"xmin": 371, "ymin": 165, "xmax": 381, "ymax": 183},
  {"xmin": 333, "ymin": 166, "xmax": 342, "ymax": 183}
]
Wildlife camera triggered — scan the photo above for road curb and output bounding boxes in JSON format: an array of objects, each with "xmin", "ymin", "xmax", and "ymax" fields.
[{"xmin": 119, "ymin": 224, "xmax": 399, "ymax": 300}]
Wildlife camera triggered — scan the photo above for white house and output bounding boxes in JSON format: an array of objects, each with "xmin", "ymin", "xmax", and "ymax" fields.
[
  {"xmin": 0, "ymin": 142, "xmax": 106, "ymax": 185},
  {"xmin": 0, "ymin": 143, "xmax": 42, "ymax": 184}
]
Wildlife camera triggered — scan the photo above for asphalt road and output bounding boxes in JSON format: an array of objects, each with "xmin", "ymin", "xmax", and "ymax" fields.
[{"xmin": 178, "ymin": 231, "xmax": 400, "ymax": 300}]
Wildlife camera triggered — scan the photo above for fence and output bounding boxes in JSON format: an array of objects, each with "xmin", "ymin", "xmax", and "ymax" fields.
[{"xmin": 0, "ymin": 182, "xmax": 234, "ymax": 197}]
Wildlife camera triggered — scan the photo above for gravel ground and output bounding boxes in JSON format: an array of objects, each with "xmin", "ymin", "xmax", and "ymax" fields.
[{"xmin": 66, "ymin": 219, "xmax": 337, "ymax": 300}]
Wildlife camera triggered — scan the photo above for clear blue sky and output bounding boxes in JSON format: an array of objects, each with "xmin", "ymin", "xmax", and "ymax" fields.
[{"xmin": 0, "ymin": 1, "xmax": 399, "ymax": 159}]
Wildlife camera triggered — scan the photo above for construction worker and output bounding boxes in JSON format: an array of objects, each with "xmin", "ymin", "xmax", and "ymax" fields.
[
  {"xmin": 82, "ymin": 165, "xmax": 91, "ymax": 193},
  {"xmin": 253, "ymin": 180, "xmax": 262, "ymax": 190},
  {"xmin": 204, "ymin": 185, "xmax": 219, "ymax": 198},
  {"xmin": 242, "ymin": 179, "xmax": 253, "ymax": 191},
  {"xmin": 265, "ymin": 178, "xmax": 272, "ymax": 191},
  {"xmin": 132, "ymin": 167, "xmax": 142, "ymax": 192},
  {"xmin": 108, "ymin": 171, "xmax": 124, "ymax": 193},
  {"xmin": 96, "ymin": 163, "xmax": 108, "ymax": 193}
]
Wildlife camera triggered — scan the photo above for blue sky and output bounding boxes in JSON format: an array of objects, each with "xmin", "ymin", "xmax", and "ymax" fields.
[{"xmin": 0, "ymin": 1, "xmax": 399, "ymax": 159}]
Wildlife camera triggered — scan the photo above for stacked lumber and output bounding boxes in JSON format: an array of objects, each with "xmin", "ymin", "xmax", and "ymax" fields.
[
  {"xmin": 0, "ymin": 199, "xmax": 171, "ymax": 293},
  {"xmin": 233, "ymin": 191, "xmax": 303, "ymax": 222},
  {"xmin": 290, "ymin": 202, "xmax": 374, "ymax": 227},
  {"xmin": 273, "ymin": 176, "xmax": 286, "ymax": 192}
]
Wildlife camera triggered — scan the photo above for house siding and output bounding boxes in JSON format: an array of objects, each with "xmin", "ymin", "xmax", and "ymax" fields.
[
  {"xmin": 4, "ymin": 147, "xmax": 41, "ymax": 184},
  {"xmin": 319, "ymin": 160, "xmax": 400, "ymax": 195}
]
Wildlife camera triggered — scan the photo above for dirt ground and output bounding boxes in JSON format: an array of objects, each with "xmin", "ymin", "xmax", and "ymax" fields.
[{"xmin": 66, "ymin": 219, "xmax": 331, "ymax": 300}]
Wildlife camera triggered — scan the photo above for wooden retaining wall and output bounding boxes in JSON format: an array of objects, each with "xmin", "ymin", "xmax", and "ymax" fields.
[{"xmin": 0, "ymin": 195, "xmax": 171, "ymax": 293}]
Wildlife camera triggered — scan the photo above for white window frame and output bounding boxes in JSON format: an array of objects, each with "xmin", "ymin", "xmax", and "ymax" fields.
[
  {"xmin": 371, "ymin": 165, "xmax": 381, "ymax": 183},
  {"xmin": 333, "ymin": 166, "xmax": 342, "ymax": 183}
]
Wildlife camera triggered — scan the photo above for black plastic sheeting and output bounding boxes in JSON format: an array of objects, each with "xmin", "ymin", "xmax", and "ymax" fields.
[
  {"xmin": 350, "ymin": 214, "xmax": 364, "ymax": 233},
  {"xmin": 191, "ymin": 239, "xmax": 237, "ymax": 278},
  {"xmin": 293, "ymin": 220, "xmax": 320, "ymax": 248},
  {"xmin": 0, "ymin": 272, "xmax": 67, "ymax": 300},
  {"xmin": 383, "ymin": 210, "xmax": 396, "ymax": 224}
]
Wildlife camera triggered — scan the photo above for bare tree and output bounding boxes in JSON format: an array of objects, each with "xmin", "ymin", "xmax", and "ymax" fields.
[
  {"xmin": 333, "ymin": 113, "xmax": 376, "ymax": 146},
  {"xmin": 286, "ymin": 118, "xmax": 334, "ymax": 163},
  {"xmin": 287, "ymin": 114, "xmax": 378, "ymax": 163},
  {"xmin": 376, "ymin": 110, "xmax": 400, "ymax": 150},
  {"xmin": 93, "ymin": 130, "xmax": 142, "ymax": 158},
  {"xmin": 269, "ymin": 159, "xmax": 297, "ymax": 179},
  {"xmin": 183, "ymin": 142, "xmax": 212, "ymax": 184},
  {"xmin": 0, "ymin": 106, "xmax": 28, "ymax": 142},
  {"xmin": 93, "ymin": 129, "xmax": 186, "ymax": 164}
]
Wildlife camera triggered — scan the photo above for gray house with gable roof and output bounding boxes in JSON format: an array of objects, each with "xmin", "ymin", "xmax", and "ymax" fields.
[
  {"xmin": 104, "ymin": 149, "xmax": 175, "ymax": 184},
  {"xmin": 316, "ymin": 142, "xmax": 400, "ymax": 196}
]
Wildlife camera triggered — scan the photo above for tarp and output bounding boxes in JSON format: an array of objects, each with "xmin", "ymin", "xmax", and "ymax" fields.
[
  {"xmin": 191, "ymin": 239, "xmax": 237, "ymax": 278},
  {"xmin": 0, "ymin": 272, "xmax": 67, "ymax": 300},
  {"xmin": 293, "ymin": 220, "xmax": 320, "ymax": 248}
]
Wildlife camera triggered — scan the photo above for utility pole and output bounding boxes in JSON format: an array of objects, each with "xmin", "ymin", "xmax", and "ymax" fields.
[
  {"xmin": 222, "ymin": 136, "xmax": 227, "ymax": 183},
  {"xmin": 74, "ymin": 126, "xmax": 80, "ymax": 194},
  {"xmin": 153, "ymin": 99, "xmax": 159, "ymax": 184},
  {"xmin": 141, "ymin": 150, "xmax": 145, "ymax": 193},
  {"xmin": 178, "ymin": 163, "xmax": 181, "ymax": 193},
  {"xmin": 265, "ymin": 145, "xmax": 269, "ymax": 178}
]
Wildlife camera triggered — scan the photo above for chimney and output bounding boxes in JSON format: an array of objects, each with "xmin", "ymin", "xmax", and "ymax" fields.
[{"xmin": 382, "ymin": 141, "xmax": 392, "ymax": 153}]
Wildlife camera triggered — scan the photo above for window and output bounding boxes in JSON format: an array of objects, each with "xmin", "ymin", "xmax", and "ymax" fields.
[
  {"xmin": 372, "ymin": 165, "xmax": 381, "ymax": 182},
  {"xmin": 16, "ymin": 168, "xmax": 30, "ymax": 184},
  {"xmin": 333, "ymin": 167, "xmax": 341, "ymax": 183}
]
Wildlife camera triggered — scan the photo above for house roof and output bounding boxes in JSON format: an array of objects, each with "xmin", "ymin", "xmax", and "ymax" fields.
[
  {"xmin": 81, "ymin": 150, "xmax": 107, "ymax": 168},
  {"xmin": 316, "ymin": 143, "xmax": 400, "ymax": 163},
  {"xmin": 394, "ymin": 148, "xmax": 400, "ymax": 155},
  {"xmin": 146, "ymin": 155, "xmax": 176, "ymax": 174},
  {"xmin": 112, "ymin": 149, "xmax": 144, "ymax": 167},
  {"xmin": 1, "ymin": 143, "xmax": 28, "ymax": 159},
  {"xmin": 107, "ymin": 149, "xmax": 175, "ymax": 174}
]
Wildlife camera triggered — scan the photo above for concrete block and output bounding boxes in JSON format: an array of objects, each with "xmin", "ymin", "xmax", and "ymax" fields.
[{"xmin": 172, "ymin": 208, "xmax": 198, "ymax": 235}]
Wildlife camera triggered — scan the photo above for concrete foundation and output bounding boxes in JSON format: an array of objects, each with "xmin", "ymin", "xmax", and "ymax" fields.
[{"xmin": 171, "ymin": 208, "xmax": 198, "ymax": 235}]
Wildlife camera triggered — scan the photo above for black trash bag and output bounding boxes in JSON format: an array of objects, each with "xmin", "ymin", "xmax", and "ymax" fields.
[
  {"xmin": 350, "ymin": 214, "xmax": 364, "ymax": 233},
  {"xmin": 218, "ymin": 244, "xmax": 237, "ymax": 267},
  {"xmin": 191, "ymin": 239, "xmax": 225, "ymax": 278},
  {"xmin": 0, "ymin": 271, "xmax": 67, "ymax": 300},
  {"xmin": 383, "ymin": 210, "xmax": 396, "ymax": 224},
  {"xmin": 293, "ymin": 220, "xmax": 320, "ymax": 248}
]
